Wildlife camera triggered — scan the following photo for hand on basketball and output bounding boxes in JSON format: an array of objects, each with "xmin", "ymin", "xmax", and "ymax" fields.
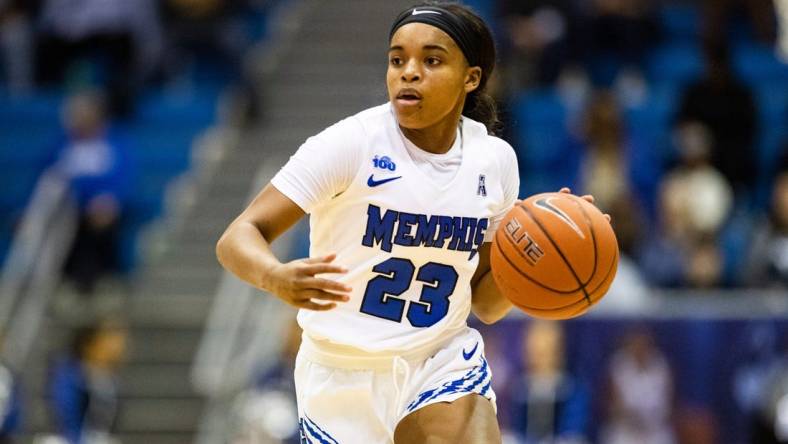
[
  {"xmin": 265, "ymin": 253, "xmax": 352, "ymax": 311},
  {"xmin": 559, "ymin": 187, "xmax": 611, "ymax": 223}
]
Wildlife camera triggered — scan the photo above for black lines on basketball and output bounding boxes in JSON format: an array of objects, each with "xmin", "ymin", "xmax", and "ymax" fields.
[
  {"xmin": 519, "ymin": 202, "xmax": 592, "ymax": 304},
  {"xmin": 490, "ymin": 192, "xmax": 620, "ymax": 319},
  {"xmin": 569, "ymin": 195, "xmax": 599, "ymax": 287},
  {"xmin": 493, "ymin": 228, "xmax": 579, "ymax": 295},
  {"xmin": 495, "ymin": 211, "xmax": 583, "ymax": 295}
]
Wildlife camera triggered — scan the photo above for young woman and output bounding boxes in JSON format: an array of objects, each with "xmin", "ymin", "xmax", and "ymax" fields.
[{"xmin": 217, "ymin": 3, "xmax": 598, "ymax": 443}]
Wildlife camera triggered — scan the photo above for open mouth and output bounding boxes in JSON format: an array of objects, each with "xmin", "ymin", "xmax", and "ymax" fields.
[{"xmin": 396, "ymin": 89, "xmax": 422, "ymax": 105}]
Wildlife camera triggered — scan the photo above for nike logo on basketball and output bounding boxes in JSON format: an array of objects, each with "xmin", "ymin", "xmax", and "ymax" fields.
[
  {"xmin": 462, "ymin": 342, "xmax": 478, "ymax": 360},
  {"xmin": 367, "ymin": 175, "xmax": 402, "ymax": 187},
  {"xmin": 534, "ymin": 197, "xmax": 586, "ymax": 239},
  {"xmin": 412, "ymin": 8, "xmax": 441, "ymax": 15}
]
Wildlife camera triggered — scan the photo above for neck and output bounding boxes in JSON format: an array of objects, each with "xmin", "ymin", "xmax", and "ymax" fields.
[{"xmin": 400, "ymin": 107, "xmax": 462, "ymax": 154}]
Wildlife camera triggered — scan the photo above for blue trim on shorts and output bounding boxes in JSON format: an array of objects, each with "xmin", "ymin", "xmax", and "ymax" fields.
[
  {"xmin": 301, "ymin": 415, "xmax": 339, "ymax": 444},
  {"xmin": 406, "ymin": 358, "xmax": 490, "ymax": 412}
]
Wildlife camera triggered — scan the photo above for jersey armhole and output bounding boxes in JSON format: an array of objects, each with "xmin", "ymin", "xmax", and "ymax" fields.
[
  {"xmin": 269, "ymin": 180, "xmax": 312, "ymax": 214},
  {"xmin": 326, "ymin": 116, "xmax": 371, "ymax": 205}
]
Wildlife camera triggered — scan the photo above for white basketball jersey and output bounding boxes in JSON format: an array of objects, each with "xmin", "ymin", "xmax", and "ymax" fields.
[{"xmin": 271, "ymin": 103, "xmax": 518, "ymax": 353}]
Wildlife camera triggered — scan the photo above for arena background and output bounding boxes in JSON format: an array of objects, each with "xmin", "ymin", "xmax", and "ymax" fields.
[{"xmin": 1, "ymin": 0, "xmax": 787, "ymax": 443}]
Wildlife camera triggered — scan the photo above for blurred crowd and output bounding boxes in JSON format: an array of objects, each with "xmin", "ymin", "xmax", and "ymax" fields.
[
  {"xmin": 486, "ymin": 0, "xmax": 788, "ymax": 292},
  {"xmin": 0, "ymin": 0, "xmax": 269, "ymax": 116},
  {"xmin": 236, "ymin": 319, "xmax": 788, "ymax": 444},
  {"xmin": 0, "ymin": 1, "xmax": 271, "ymax": 442},
  {"xmin": 0, "ymin": 0, "xmax": 273, "ymax": 296},
  {"xmin": 1, "ymin": 0, "xmax": 786, "ymax": 297},
  {"xmin": 487, "ymin": 320, "xmax": 788, "ymax": 444}
]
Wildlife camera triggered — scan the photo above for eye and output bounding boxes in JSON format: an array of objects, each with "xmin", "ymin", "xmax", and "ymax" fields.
[
  {"xmin": 390, "ymin": 56, "xmax": 403, "ymax": 66},
  {"xmin": 426, "ymin": 57, "xmax": 441, "ymax": 66}
]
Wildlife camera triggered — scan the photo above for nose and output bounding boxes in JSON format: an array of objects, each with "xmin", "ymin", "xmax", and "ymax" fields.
[{"xmin": 401, "ymin": 59, "xmax": 421, "ymax": 82}]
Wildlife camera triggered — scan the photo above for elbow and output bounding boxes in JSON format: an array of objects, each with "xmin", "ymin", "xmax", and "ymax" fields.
[
  {"xmin": 215, "ymin": 229, "xmax": 231, "ymax": 268},
  {"xmin": 475, "ymin": 314, "xmax": 498, "ymax": 325},
  {"xmin": 472, "ymin": 304, "xmax": 510, "ymax": 325},
  {"xmin": 475, "ymin": 313, "xmax": 504, "ymax": 325}
]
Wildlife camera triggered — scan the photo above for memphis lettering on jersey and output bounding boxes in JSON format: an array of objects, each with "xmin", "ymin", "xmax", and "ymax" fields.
[{"xmin": 361, "ymin": 205, "xmax": 488, "ymax": 260}]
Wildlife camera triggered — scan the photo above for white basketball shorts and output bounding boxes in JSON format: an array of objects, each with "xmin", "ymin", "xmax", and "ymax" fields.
[{"xmin": 294, "ymin": 327, "xmax": 497, "ymax": 444}]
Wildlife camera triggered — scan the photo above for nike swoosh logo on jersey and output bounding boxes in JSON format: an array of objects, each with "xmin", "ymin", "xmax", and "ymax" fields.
[
  {"xmin": 462, "ymin": 342, "xmax": 479, "ymax": 360},
  {"xmin": 412, "ymin": 8, "xmax": 441, "ymax": 15},
  {"xmin": 367, "ymin": 175, "xmax": 403, "ymax": 187}
]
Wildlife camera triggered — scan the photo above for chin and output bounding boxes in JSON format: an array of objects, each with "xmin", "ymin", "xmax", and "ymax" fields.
[{"xmin": 393, "ymin": 108, "xmax": 433, "ymax": 130}]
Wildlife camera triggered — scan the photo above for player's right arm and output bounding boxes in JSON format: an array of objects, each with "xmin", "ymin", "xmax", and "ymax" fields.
[
  {"xmin": 216, "ymin": 183, "xmax": 352, "ymax": 311},
  {"xmin": 216, "ymin": 116, "xmax": 363, "ymax": 310}
]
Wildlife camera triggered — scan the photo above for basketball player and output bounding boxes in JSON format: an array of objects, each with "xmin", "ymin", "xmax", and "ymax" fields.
[{"xmin": 217, "ymin": 3, "xmax": 600, "ymax": 443}]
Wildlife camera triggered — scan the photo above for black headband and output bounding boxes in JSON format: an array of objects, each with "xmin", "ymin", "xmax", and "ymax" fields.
[{"xmin": 389, "ymin": 6, "xmax": 480, "ymax": 68}]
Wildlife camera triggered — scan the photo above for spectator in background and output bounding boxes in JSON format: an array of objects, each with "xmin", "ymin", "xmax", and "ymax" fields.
[
  {"xmin": 35, "ymin": 0, "xmax": 163, "ymax": 116},
  {"xmin": 732, "ymin": 324, "xmax": 782, "ymax": 443},
  {"xmin": 746, "ymin": 167, "xmax": 788, "ymax": 287},
  {"xmin": 752, "ymin": 336, "xmax": 788, "ymax": 443},
  {"xmin": 703, "ymin": 0, "xmax": 777, "ymax": 46},
  {"xmin": 46, "ymin": 91, "xmax": 134, "ymax": 295},
  {"xmin": 592, "ymin": 195, "xmax": 652, "ymax": 313},
  {"xmin": 572, "ymin": 91, "xmax": 660, "ymax": 217},
  {"xmin": 49, "ymin": 320, "xmax": 127, "ymax": 444},
  {"xmin": 161, "ymin": 0, "xmax": 250, "ymax": 87},
  {"xmin": 0, "ymin": 0, "xmax": 36, "ymax": 93},
  {"xmin": 498, "ymin": 0, "xmax": 578, "ymax": 89},
  {"xmin": 676, "ymin": 40, "xmax": 758, "ymax": 197},
  {"xmin": 601, "ymin": 329, "xmax": 676, "ymax": 444},
  {"xmin": 581, "ymin": 0, "xmax": 659, "ymax": 86},
  {"xmin": 638, "ymin": 121, "xmax": 732, "ymax": 288},
  {"xmin": 508, "ymin": 320, "xmax": 590, "ymax": 444}
]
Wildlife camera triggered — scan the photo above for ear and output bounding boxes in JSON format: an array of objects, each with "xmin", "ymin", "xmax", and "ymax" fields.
[{"xmin": 465, "ymin": 67, "xmax": 482, "ymax": 94}]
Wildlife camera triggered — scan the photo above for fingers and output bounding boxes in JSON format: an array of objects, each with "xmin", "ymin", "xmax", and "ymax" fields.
[
  {"xmin": 292, "ymin": 289, "xmax": 349, "ymax": 311},
  {"xmin": 605, "ymin": 214, "xmax": 612, "ymax": 223},
  {"xmin": 302, "ymin": 253, "xmax": 337, "ymax": 264},
  {"xmin": 559, "ymin": 187, "xmax": 571, "ymax": 194},
  {"xmin": 301, "ymin": 263, "xmax": 349, "ymax": 276},
  {"xmin": 300, "ymin": 289, "xmax": 350, "ymax": 302},
  {"xmin": 580, "ymin": 194, "xmax": 595, "ymax": 204},
  {"xmin": 301, "ymin": 277, "xmax": 352, "ymax": 293}
]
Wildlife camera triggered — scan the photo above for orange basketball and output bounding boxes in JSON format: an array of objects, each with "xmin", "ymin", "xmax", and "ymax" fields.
[{"xmin": 490, "ymin": 192, "xmax": 619, "ymax": 320}]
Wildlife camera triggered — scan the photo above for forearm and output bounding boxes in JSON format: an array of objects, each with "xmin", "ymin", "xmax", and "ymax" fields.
[
  {"xmin": 216, "ymin": 220, "xmax": 282, "ymax": 291},
  {"xmin": 471, "ymin": 270, "xmax": 512, "ymax": 324}
]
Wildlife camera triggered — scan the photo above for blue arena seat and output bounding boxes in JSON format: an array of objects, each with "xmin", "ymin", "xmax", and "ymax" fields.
[
  {"xmin": 732, "ymin": 42, "xmax": 788, "ymax": 85},
  {"xmin": 0, "ymin": 124, "xmax": 60, "ymax": 168},
  {"xmin": 659, "ymin": 4, "xmax": 701, "ymax": 43},
  {"xmin": 645, "ymin": 43, "xmax": 704, "ymax": 86},
  {"xmin": 511, "ymin": 89, "xmax": 569, "ymax": 166},
  {"xmin": 127, "ymin": 124, "xmax": 201, "ymax": 172},
  {"xmin": 0, "ymin": 92, "xmax": 63, "ymax": 125},
  {"xmin": 752, "ymin": 81, "xmax": 788, "ymax": 126},
  {"xmin": 135, "ymin": 92, "xmax": 218, "ymax": 127},
  {"xmin": 624, "ymin": 83, "xmax": 680, "ymax": 160},
  {"xmin": 0, "ymin": 169, "xmax": 41, "ymax": 211},
  {"xmin": 511, "ymin": 89, "xmax": 581, "ymax": 195}
]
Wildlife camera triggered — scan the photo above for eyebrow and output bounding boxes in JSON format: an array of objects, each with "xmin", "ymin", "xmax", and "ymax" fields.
[{"xmin": 388, "ymin": 44, "xmax": 450, "ymax": 54}]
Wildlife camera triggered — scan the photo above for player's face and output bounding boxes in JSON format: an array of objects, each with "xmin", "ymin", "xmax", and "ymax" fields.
[{"xmin": 387, "ymin": 23, "xmax": 481, "ymax": 130}]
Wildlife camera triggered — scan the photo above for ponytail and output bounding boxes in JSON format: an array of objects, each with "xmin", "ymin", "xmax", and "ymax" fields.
[{"xmin": 464, "ymin": 89, "xmax": 501, "ymax": 136}]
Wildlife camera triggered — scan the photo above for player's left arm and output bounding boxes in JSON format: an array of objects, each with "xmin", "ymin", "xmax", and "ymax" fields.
[
  {"xmin": 469, "ymin": 140, "xmax": 519, "ymax": 325},
  {"xmin": 470, "ymin": 243, "xmax": 512, "ymax": 325}
]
